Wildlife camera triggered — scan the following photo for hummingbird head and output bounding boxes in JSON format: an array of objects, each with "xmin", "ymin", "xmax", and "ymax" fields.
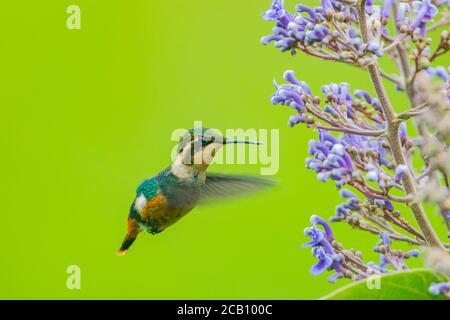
[{"xmin": 174, "ymin": 127, "xmax": 261, "ymax": 171}]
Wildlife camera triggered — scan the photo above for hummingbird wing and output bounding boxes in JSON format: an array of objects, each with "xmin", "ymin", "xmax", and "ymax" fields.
[{"xmin": 199, "ymin": 172, "xmax": 276, "ymax": 203}]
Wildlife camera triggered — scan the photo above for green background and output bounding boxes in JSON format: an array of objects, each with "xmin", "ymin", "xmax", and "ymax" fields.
[{"xmin": 1, "ymin": 0, "xmax": 448, "ymax": 299}]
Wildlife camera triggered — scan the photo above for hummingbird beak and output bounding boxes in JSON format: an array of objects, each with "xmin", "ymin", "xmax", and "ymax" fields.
[{"xmin": 223, "ymin": 138, "xmax": 262, "ymax": 145}]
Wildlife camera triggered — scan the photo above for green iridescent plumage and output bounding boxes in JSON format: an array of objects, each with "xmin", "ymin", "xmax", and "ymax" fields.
[{"xmin": 136, "ymin": 177, "xmax": 159, "ymax": 200}]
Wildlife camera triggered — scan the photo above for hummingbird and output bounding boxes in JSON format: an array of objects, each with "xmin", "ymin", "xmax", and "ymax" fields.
[{"xmin": 117, "ymin": 127, "xmax": 275, "ymax": 255}]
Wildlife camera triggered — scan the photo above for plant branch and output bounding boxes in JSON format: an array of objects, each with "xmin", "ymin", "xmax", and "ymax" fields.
[
  {"xmin": 313, "ymin": 124, "xmax": 385, "ymax": 137},
  {"xmin": 357, "ymin": 0, "xmax": 445, "ymax": 249},
  {"xmin": 380, "ymin": 70, "xmax": 403, "ymax": 88},
  {"xmin": 428, "ymin": 15, "xmax": 450, "ymax": 32},
  {"xmin": 397, "ymin": 102, "xmax": 429, "ymax": 120}
]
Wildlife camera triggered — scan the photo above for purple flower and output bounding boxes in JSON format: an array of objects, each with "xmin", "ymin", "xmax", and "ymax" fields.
[
  {"xmin": 271, "ymin": 71, "xmax": 310, "ymax": 111},
  {"xmin": 303, "ymin": 214, "xmax": 344, "ymax": 280},
  {"xmin": 288, "ymin": 114, "xmax": 304, "ymax": 127},
  {"xmin": 339, "ymin": 189, "xmax": 357, "ymax": 199},
  {"xmin": 395, "ymin": 0, "xmax": 438, "ymax": 37},
  {"xmin": 311, "ymin": 214, "xmax": 334, "ymax": 240},
  {"xmin": 271, "ymin": 71, "xmax": 387, "ymax": 136},
  {"xmin": 396, "ymin": 2, "xmax": 411, "ymax": 25},
  {"xmin": 381, "ymin": 0, "xmax": 394, "ymax": 21},
  {"xmin": 380, "ymin": 232, "xmax": 391, "ymax": 246},
  {"xmin": 262, "ymin": 0, "xmax": 291, "ymax": 27},
  {"xmin": 427, "ymin": 67, "xmax": 450, "ymax": 82},
  {"xmin": 311, "ymin": 247, "xmax": 333, "ymax": 275},
  {"xmin": 365, "ymin": 164, "xmax": 380, "ymax": 182},
  {"xmin": 261, "ymin": 0, "xmax": 363, "ymax": 57},
  {"xmin": 379, "ymin": 253, "xmax": 390, "ymax": 269},
  {"xmin": 373, "ymin": 232, "xmax": 419, "ymax": 271},
  {"xmin": 394, "ymin": 164, "xmax": 409, "ymax": 182},
  {"xmin": 365, "ymin": 0, "xmax": 375, "ymax": 14},
  {"xmin": 305, "ymin": 24, "xmax": 331, "ymax": 45},
  {"xmin": 429, "ymin": 282, "xmax": 450, "ymax": 295},
  {"xmin": 327, "ymin": 273, "xmax": 342, "ymax": 283},
  {"xmin": 385, "ymin": 200, "xmax": 394, "ymax": 211},
  {"xmin": 321, "ymin": 0, "xmax": 335, "ymax": 15},
  {"xmin": 332, "ymin": 195, "xmax": 361, "ymax": 221},
  {"xmin": 322, "ymin": 82, "xmax": 352, "ymax": 105},
  {"xmin": 355, "ymin": 89, "xmax": 382, "ymax": 111},
  {"xmin": 302, "ymin": 226, "xmax": 325, "ymax": 247},
  {"xmin": 261, "ymin": 1, "xmax": 298, "ymax": 52},
  {"xmin": 366, "ymin": 40, "xmax": 383, "ymax": 57},
  {"xmin": 295, "ymin": 4, "xmax": 318, "ymax": 20},
  {"xmin": 399, "ymin": 122, "xmax": 409, "ymax": 140},
  {"xmin": 303, "ymin": 215, "xmax": 335, "ymax": 247},
  {"xmin": 367, "ymin": 261, "xmax": 384, "ymax": 273},
  {"xmin": 306, "ymin": 131, "xmax": 354, "ymax": 187},
  {"xmin": 344, "ymin": 133, "xmax": 393, "ymax": 170},
  {"xmin": 261, "ymin": 34, "xmax": 284, "ymax": 45},
  {"xmin": 411, "ymin": 0, "xmax": 438, "ymax": 37},
  {"xmin": 321, "ymin": 83, "xmax": 384, "ymax": 122},
  {"xmin": 274, "ymin": 38, "xmax": 298, "ymax": 52},
  {"xmin": 405, "ymin": 249, "xmax": 420, "ymax": 258},
  {"xmin": 348, "ymin": 30, "xmax": 363, "ymax": 48}
]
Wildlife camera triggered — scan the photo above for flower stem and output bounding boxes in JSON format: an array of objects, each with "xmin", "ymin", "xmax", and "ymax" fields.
[{"xmin": 357, "ymin": 0, "xmax": 444, "ymax": 249}]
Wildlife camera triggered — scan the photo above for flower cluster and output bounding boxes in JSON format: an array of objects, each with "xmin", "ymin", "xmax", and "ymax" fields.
[
  {"xmin": 262, "ymin": 0, "xmax": 450, "ymax": 298},
  {"xmin": 372, "ymin": 232, "xmax": 420, "ymax": 271},
  {"xmin": 261, "ymin": 0, "xmax": 377, "ymax": 65},
  {"xmin": 395, "ymin": 0, "xmax": 438, "ymax": 38},
  {"xmin": 332, "ymin": 189, "xmax": 426, "ymax": 244},
  {"xmin": 272, "ymin": 70, "xmax": 386, "ymax": 135},
  {"xmin": 302, "ymin": 215, "xmax": 346, "ymax": 282},
  {"xmin": 261, "ymin": 0, "xmax": 442, "ymax": 67},
  {"xmin": 306, "ymin": 131, "xmax": 355, "ymax": 188},
  {"xmin": 305, "ymin": 129, "xmax": 416, "ymax": 196},
  {"xmin": 303, "ymin": 215, "xmax": 420, "ymax": 282}
]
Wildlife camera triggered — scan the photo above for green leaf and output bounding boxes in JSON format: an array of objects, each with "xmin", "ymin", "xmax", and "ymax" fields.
[{"xmin": 321, "ymin": 269, "xmax": 448, "ymax": 300}]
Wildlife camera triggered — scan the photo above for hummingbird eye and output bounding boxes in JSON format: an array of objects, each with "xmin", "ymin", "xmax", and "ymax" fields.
[{"xmin": 203, "ymin": 136, "xmax": 216, "ymax": 145}]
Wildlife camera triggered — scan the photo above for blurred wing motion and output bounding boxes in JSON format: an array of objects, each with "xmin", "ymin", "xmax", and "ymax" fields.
[{"xmin": 199, "ymin": 172, "xmax": 276, "ymax": 203}]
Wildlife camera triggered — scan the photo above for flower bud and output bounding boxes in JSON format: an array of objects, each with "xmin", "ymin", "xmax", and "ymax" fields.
[
  {"xmin": 339, "ymin": 51, "xmax": 350, "ymax": 60},
  {"xmin": 336, "ymin": 12, "xmax": 345, "ymax": 22},
  {"xmin": 419, "ymin": 58, "xmax": 431, "ymax": 69},
  {"xmin": 313, "ymin": 96, "xmax": 321, "ymax": 105},
  {"xmin": 351, "ymin": 216, "xmax": 360, "ymax": 227}
]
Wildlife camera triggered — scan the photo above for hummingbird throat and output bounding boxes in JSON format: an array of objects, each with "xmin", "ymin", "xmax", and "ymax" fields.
[
  {"xmin": 170, "ymin": 153, "xmax": 208, "ymax": 181},
  {"xmin": 172, "ymin": 141, "xmax": 222, "ymax": 179}
]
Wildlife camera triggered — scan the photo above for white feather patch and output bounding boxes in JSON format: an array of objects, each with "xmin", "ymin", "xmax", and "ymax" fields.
[{"xmin": 134, "ymin": 194, "xmax": 148, "ymax": 213}]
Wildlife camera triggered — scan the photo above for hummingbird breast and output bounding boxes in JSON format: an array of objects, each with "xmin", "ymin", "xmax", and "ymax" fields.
[
  {"xmin": 159, "ymin": 169, "xmax": 203, "ymax": 208},
  {"xmin": 136, "ymin": 167, "xmax": 205, "ymax": 233}
]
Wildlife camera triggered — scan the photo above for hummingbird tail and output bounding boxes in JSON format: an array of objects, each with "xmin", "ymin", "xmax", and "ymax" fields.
[
  {"xmin": 117, "ymin": 236, "xmax": 136, "ymax": 256},
  {"xmin": 117, "ymin": 219, "xmax": 140, "ymax": 256}
]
